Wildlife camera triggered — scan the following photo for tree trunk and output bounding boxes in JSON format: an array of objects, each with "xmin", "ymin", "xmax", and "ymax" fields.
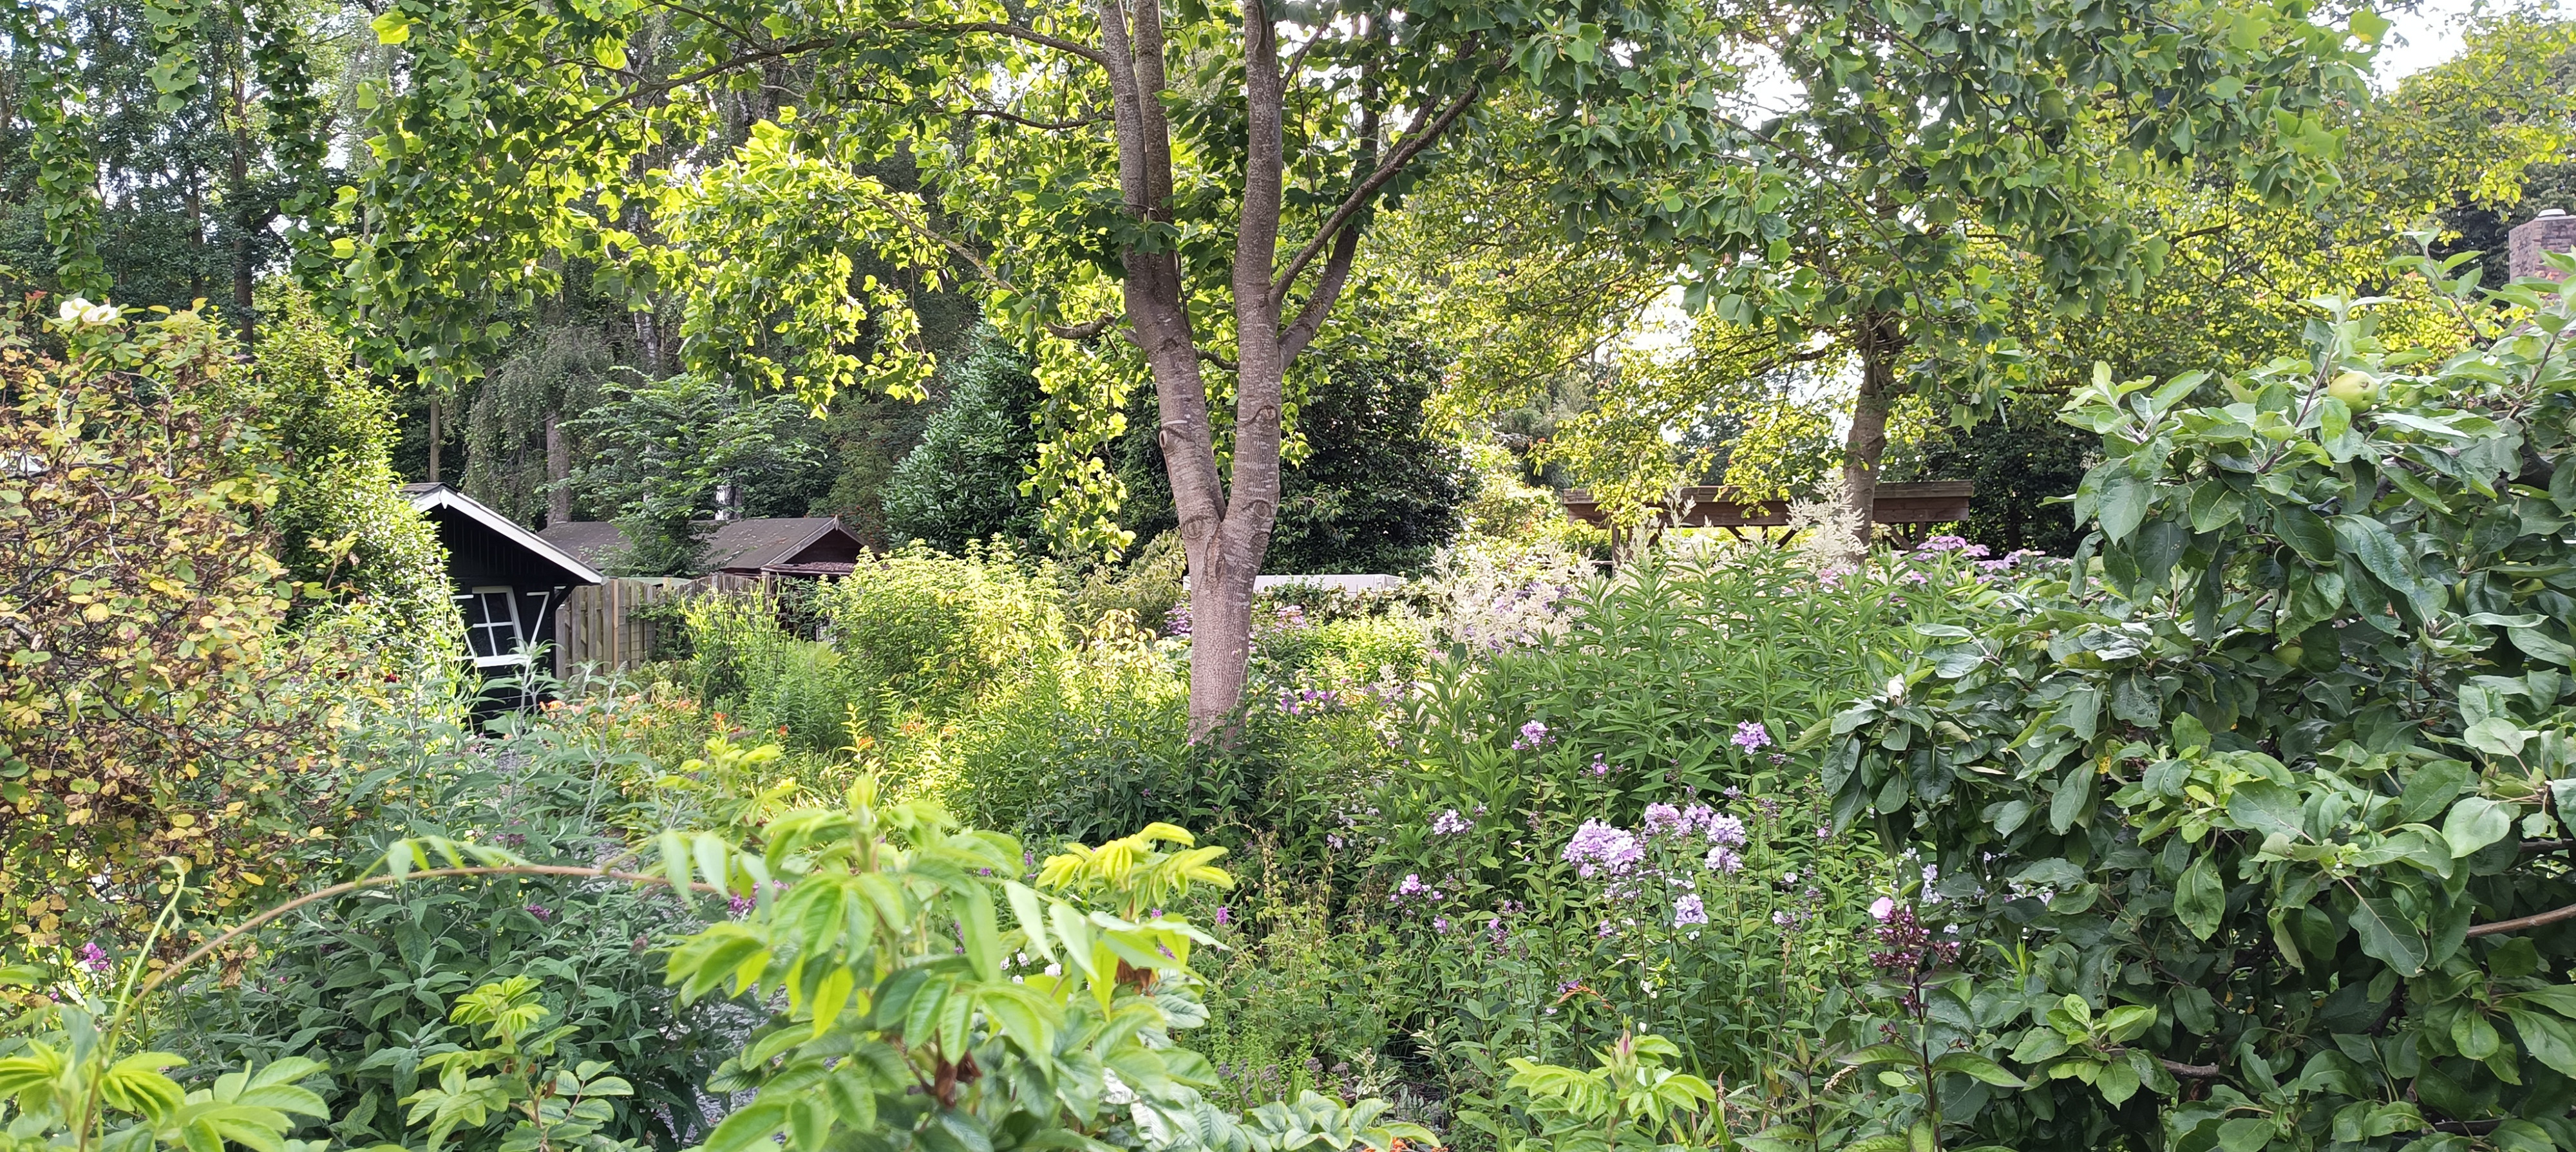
[
  {"xmin": 545, "ymin": 413, "xmax": 572, "ymax": 526},
  {"xmin": 230, "ymin": 90, "xmax": 256, "ymax": 346},
  {"xmin": 1841, "ymin": 310, "xmax": 1906, "ymax": 558},
  {"xmin": 1087, "ymin": 0, "xmax": 1458, "ymax": 734},
  {"xmin": 427, "ymin": 397, "xmax": 442, "ymax": 484}
]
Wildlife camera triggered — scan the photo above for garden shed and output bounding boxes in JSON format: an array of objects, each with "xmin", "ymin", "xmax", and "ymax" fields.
[{"xmin": 403, "ymin": 483, "xmax": 603, "ymax": 679}]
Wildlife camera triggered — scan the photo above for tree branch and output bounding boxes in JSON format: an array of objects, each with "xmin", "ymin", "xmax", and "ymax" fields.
[
  {"xmin": 141, "ymin": 864, "xmax": 720, "ymax": 997},
  {"xmin": 2468, "ymin": 901, "xmax": 2576, "ymax": 938},
  {"xmin": 2161, "ymin": 1059, "xmax": 2222, "ymax": 1078},
  {"xmin": 1269, "ymin": 84, "xmax": 1479, "ymax": 310}
]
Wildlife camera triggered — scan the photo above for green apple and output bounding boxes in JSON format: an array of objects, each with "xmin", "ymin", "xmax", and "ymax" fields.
[{"xmin": 2326, "ymin": 371, "xmax": 2376, "ymax": 410}]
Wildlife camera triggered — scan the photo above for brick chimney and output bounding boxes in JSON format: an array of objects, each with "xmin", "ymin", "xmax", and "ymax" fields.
[{"xmin": 2512, "ymin": 208, "xmax": 2576, "ymax": 282}]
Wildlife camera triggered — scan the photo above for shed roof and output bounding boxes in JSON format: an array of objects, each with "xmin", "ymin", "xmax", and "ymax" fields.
[
  {"xmin": 706, "ymin": 517, "xmax": 854, "ymax": 572},
  {"xmin": 535, "ymin": 516, "xmax": 862, "ymax": 576},
  {"xmin": 404, "ymin": 484, "xmax": 602, "ymax": 585}
]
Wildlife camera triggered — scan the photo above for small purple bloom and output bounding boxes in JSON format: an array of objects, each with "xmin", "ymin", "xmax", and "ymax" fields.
[
  {"xmin": 1870, "ymin": 896, "xmax": 1897, "ymax": 921},
  {"xmin": 1432, "ymin": 917, "xmax": 1450, "ymax": 934},
  {"xmin": 1732, "ymin": 721, "xmax": 1772, "ymax": 751},
  {"xmin": 1705, "ymin": 846, "xmax": 1743, "ymax": 873},
  {"xmin": 1430, "ymin": 808, "xmax": 1472, "ymax": 836},
  {"xmin": 78, "ymin": 942, "xmax": 111, "ymax": 974},
  {"xmin": 1511, "ymin": 719, "xmax": 1553, "ymax": 751},
  {"xmin": 1591, "ymin": 753, "xmax": 1610, "ymax": 777},
  {"xmin": 526, "ymin": 904, "xmax": 552, "ymax": 921}
]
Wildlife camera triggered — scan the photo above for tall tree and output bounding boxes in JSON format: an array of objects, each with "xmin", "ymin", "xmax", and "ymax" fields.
[
  {"xmin": 4, "ymin": 0, "xmax": 334, "ymax": 339},
  {"xmin": 320, "ymin": 0, "xmax": 2358, "ymax": 726}
]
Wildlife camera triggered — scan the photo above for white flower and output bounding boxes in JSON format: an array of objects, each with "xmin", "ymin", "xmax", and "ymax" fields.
[{"xmin": 57, "ymin": 297, "xmax": 120, "ymax": 329}]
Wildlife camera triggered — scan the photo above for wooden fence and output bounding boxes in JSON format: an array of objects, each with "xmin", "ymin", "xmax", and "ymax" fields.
[{"xmin": 554, "ymin": 573, "xmax": 762, "ymax": 670}]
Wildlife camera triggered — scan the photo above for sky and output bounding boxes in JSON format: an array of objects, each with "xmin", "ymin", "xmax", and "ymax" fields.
[{"xmin": 2375, "ymin": 0, "xmax": 2576, "ymax": 84}]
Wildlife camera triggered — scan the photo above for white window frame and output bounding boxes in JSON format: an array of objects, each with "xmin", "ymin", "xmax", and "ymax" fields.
[{"xmin": 457, "ymin": 586, "xmax": 529, "ymax": 669}]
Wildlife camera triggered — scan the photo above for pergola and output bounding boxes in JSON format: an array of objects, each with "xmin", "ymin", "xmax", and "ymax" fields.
[{"xmin": 1559, "ymin": 480, "xmax": 1975, "ymax": 546}]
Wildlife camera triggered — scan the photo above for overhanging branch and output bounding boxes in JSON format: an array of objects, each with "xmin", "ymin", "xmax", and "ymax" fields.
[{"xmin": 1268, "ymin": 84, "xmax": 1480, "ymax": 310}]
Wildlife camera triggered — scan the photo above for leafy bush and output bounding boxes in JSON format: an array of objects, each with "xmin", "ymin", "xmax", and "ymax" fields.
[
  {"xmin": 164, "ymin": 701, "xmax": 740, "ymax": 1152},
  {"xmin": 0, "ymin": 300, "xmax": 408, "ymax": 961},
  {"xmin": 255, "ymin": 283, "xmax": 451, "ymax": 630},
  {"xmin": 1826, "ymin": 271, "xmax": 2576, "ymax": 1149},
  {"xmin": 813, "ymin": 541, "xmax": 1068, "ymax": 715}
]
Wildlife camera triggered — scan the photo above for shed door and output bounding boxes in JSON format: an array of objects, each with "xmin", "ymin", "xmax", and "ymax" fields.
[{"xmin": 459, "ymin": 586, "xmax": 528, "ymax": 668}]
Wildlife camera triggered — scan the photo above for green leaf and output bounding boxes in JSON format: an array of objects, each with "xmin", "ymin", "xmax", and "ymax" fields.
[
  {"xmin": 2273, "ymin": 505, "xmax": 2337, "ymax": 563},
  {"xmin": 2505, "ymin": 1008, "xmax": 2576, "ymax": 1077},
  {"xmin": 2215, "ymin": 1118, "xmax": 2272, "ymax": 1152},
  {"xmin": 2349, "ymin": 896, "xmax": 2427, "ymax": 976},
  {"xmin": 2463, "ymin": 719, "xmax": 2533, "ymax": 759},
  {"xmin": 370, "ymin": 11, "xmax": 411, "ymax": 43},
  {"xmin": 2442, "ymin": 797, "xmax": 2513, "ymax": 857},
  {"xmin": 2176, "ymin": 856, "xmax": 2224, "ymax": 940},
  {"xmin": 2100, "ymin": 475, "xmax": 2152, "ymax": 542},
  {"xmin": 1931, "ymin": 1052, "xmax": 2025, "ymax": 1087}
]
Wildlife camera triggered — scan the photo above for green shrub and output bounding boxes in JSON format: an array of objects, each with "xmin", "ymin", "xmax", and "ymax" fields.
[
  {"xmin": 164, "ymin": 697, "xmax": 739, "ymax": 1152},
  {"xmin": 679, "ymin": 592, "xmax": 869, "ymax": 755},
  {"xmin": 814, "ymin": 541, "xmax": 1068, "ymax": 715},
  {"xmin": 1824, "ymin": 278, "xmax": 2576, "ymax": 1150}
]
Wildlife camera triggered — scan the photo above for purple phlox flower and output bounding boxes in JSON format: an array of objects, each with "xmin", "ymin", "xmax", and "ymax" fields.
[
  {"xmin": 1818, "ymin": 563, "xmax": 1857, "ymax": 589},
  {"xmin": 1561, "ymin": 820, "xmax": 1644, "ymax": 878},
  {"xmin": 1591, "ymin": 753, "xmax": 1611, "ymax": 777},
  {"xmin": 1817, "ymin": 824, "xmax": 1834, "ymax": 840},
  {"xmin": 1869, "ymin": 896, "xmax": 1897, "ymax": 921},
  {"xmin": 1703, "ymin": 812, "xmax": 1748, "ymax": 848},
  {"xmin": 1915, "ymin": 534, "xmax": 1989, "ymax": 558},
  {"xmin": 1705, "ymin": 846, "xmax": 1743, "ymax": 874},
  {"xmin": 1596, "ymin": 921, "xmax": 1618, "ymax": 939},
  {"xmin": 1213, "ymin": 905, "xmax": 1232, "ymax": 927},
  {"xmin": 1511, "ymin": 719, "xmax": 1553, "ymax": 750},
  {"xmin": 1732, "ymin": 721, "xmax": 1772, "ymax": 751},
  {"xmin": 1770, "ymin": 752, "xmax": 1790, "ymax": 765},
  {"xmin": 1721, "ymin": 786, "xmax": 1743, "ymax": 800},
  {"xmin": 1165, "ymin": 603, "xmax": 1193, "ymax": 636},
  {"xmin": 1430, "ymin": 808, "xmax": 1472, "ymax": 836},
  {"xmin": 77, "ymin": 942, "xmax": 111, "ymax": 974},
  {"xmin": 1672, "ymin": 894, "xmax": 1710, "ymax": 928},
  {"xmin": 1431, "ymin": 917, "xmax": 1450, "ymax": 934},
  {"xmin": 1902, "ymin": 569, "xmax": 1931, "ymax": 585},
  {"xmin": 1640, "ymin": 803, "xmax": 1687, "ymax": 837},
  {"xmin": 1392, "ymin": 873, "xmax": 1428, "ymax": 903}
]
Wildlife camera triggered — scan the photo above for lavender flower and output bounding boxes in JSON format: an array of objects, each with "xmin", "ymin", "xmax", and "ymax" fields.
[
  {"xmin": 1731, "ymin": 721, "xmax": 1772, "ymax": 751},
  {"xmin": 1705, "ymin": 846, "xmax": 1743, "ymax": 873},
  {"xmin": 1432, "ymin": 917, "xmax": 1450, "ymax": 934},
  {"xmin": 1430, "ymin": 808, "xmax": 1472, "ymax": 836},
  {"xmin": 1703, "ymin": 813, "xmax": 1747, "ymax": 848},
  {"xmin": 1591, "ymin": 753, "xmax": 1611, "ymax": 777},
  {"xmin": 1561, "ymin": 820, "xmax": 1644, "ymax": 878},
  {"xmin": 526, "ymin": 904, "xmax": 552, "ymax": 921},
  {"xmin": 1214, "ymin": 905, "xmax": 1232, "ymax": 927},
  {"xmin": 1511, "ymin": 719, "xmax": 1553, "ymax": 750},
  {"xmin": 1672, "ymin": 894, "xmax": 1710, "ymax": 928},
  {"xmin": 1392, "ymin": 874, "xmax": 1427, "ymax": 904}
]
